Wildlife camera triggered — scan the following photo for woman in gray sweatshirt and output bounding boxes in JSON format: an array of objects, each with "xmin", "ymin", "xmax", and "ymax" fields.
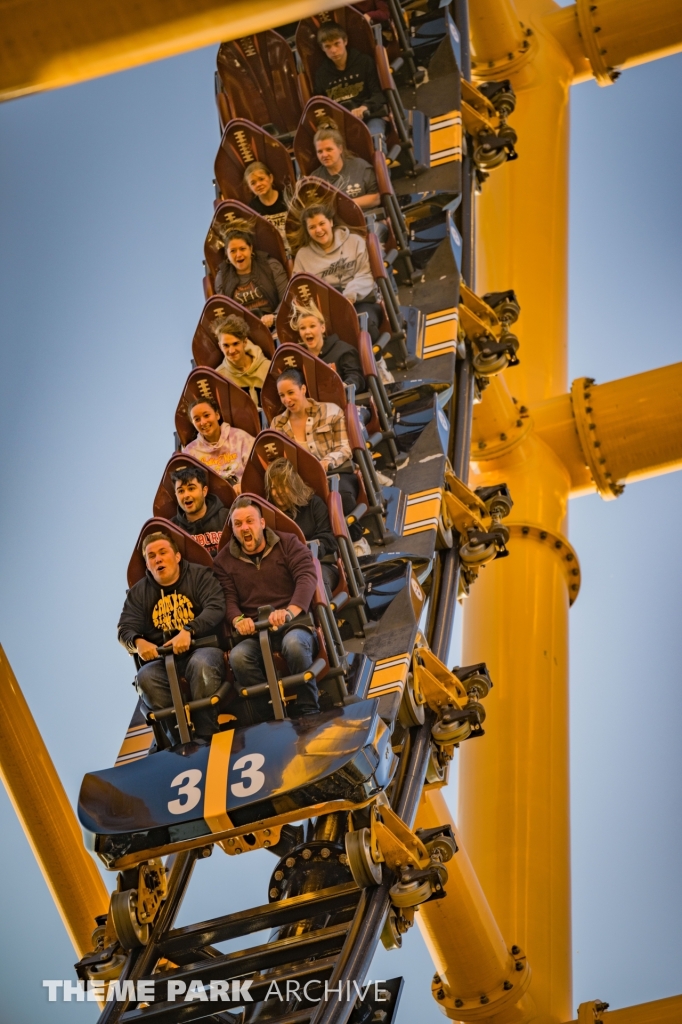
[{"xmin": 292, "ymin": 205, "xmax": 382, "ymax": 340}]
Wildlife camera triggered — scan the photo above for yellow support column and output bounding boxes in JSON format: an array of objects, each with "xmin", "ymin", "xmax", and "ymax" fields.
[{"xmin": 0, "ymin": 645, "xmax": 109, "ymax": 959}]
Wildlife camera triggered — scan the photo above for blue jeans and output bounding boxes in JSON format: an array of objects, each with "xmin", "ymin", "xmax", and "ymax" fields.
[
  {"xmin": 229, "ymin": 627, "xmax": 319, "ymax": 714},
  {"xmin": 136, "ymin": 647, "xmax": 225, "ymax": 741}
]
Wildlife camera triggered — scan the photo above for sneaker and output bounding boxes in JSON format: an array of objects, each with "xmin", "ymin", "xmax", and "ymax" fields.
[
  {"xmin": 354, "ymin": 537, "xmax": 372, "ymax": 557},
  {"xmin": 376, "ymin": 470, "xmax": 393, "ymax": 487}
]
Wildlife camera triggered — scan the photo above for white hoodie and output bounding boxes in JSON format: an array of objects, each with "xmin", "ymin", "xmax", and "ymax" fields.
[{"xmin": 293, "ymin": 227, "xmax": 377, "ymax": 304}]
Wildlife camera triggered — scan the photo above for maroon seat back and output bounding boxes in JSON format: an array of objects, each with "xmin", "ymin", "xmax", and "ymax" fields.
[
  {"xmin": 175, "ymin": 368, "xmax": 261, "ymax": 446},
  {"xmin": 127, "ymin": 518, "xmax": 213, "ymax": 588},
  {"xmin": 295, "ymin": 8, "xmax": 378, "ymax": 98},
  {"xmin": 218, "ymin": 493, "xmax": 306, "ymax": 550},
  {"xmin": 204, "ymin": 200, "xmax": 290, "ymax": 289},
  {"xmin": 215, "ymin": 119, "xmax": 296, "ymax": 205},
  {"xmin": 216, "ymin": 34, "xmax": 303, "ymax": 137},
  {"xmin": 261, "ymin": 344, "xmax": 347, "ymax": 424},
  {"xmin": 294, "ymin": 96, "xmax": 375, "ymax": 175},
  {"xmin": 241, "ymin": 430, "xmax": 330, "ymax": 501},
  {"xmin": 286, "ymin": 177, "xmax": 367, "ymax": 244},
  {"xmin": 192, "ymin": 296, "xmax": 276, "ymax": 372},
  {"xmin": 276, "ymin": 274, "xmax": 361, "ymax": 347},
  {"xmin": 153, "ymin": 453, "xmax": 237, "ymax": 522}
]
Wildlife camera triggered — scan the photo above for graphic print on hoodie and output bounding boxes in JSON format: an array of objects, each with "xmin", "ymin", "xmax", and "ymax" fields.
[
  {"xmin": 293, "ymin": 227, "xmax": 376, "ymax": 304},
  {"xmin": 183, "ymin": 422, "xmax": 254, "ymax": 484}
]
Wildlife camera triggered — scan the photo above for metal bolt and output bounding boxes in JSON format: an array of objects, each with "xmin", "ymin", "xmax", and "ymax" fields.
[
  {"xmin": 274, "ymin": 870, "xmax": 284, "ymax": 881},
  {"xmin": 504, "ymin": 981, "xmax": 513, "ymax": 990},
  {"xmin": 263, "ymin": 829, "xmax": 270, "ymax": 835},
  {"xmin": 515, "ymin": 961, "xmax": 524, "ymax": 971},
  {"xmin": 269, "ymin": 888, "xmax": 279, "ymax": 899},
  {"xmin": 539, "ymin": 532, "xmax": 547, "ymax": 540},
  {"xmin": 321, "ymin": 848, "xmax": 331, "ymax": 859},
  {"xmin": 263, "ymin": 840, "xmax": 270, "ymax": 847},
  {"xmin": 511, "ymin": 945, "xmax": 521, "ymax": 955},
  {"xmin": 500, "ymin": 433, "xmax": 507, "ymax": 441},
  {"xmin": 302, "ymin": 848, "xmax": 312, "ymax": 860},
  {"xmin": 480, "ymin": 995, "xmax": 489, "ymax": 1004},
  {"xmin": 433, "ymin": 974, "xmax": 440, "ymax": 984},
  {"xmin": 339, "ymin": 854, "xmax": 348, "ymax": 865},
  {"xmin": 286, "ymin": 857, "xmax": 295, "ymax": 868},
  {"xmin": 454, "ymin": 999, "xmax": 464, "ymax": 1008},
  {"xmin": 437, "ymin": 990, "xmax": 445, "ymax": 1000}
]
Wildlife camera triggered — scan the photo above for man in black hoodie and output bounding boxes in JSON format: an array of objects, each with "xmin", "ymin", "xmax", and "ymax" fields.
[
  {"xmin": 170, "ymin": 465, "xmax": 229, "ymax": 557},
  {"xmin": 117, "ymin": 531, "xmax": 227, "ymax": 743},
  {"xmin": 314, "ymin": 24, "xmax": 388, "ymax": 144}
]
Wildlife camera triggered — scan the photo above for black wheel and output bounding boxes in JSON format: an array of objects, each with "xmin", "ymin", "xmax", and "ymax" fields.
[
  {"xmin": 345, "ymin": 828, "xmax": 382, "ymax": 888},
  {"xmin": 110, "ymin": 889, "xmax": 149, "ymax": 950},
  {"xmin": 389, "ymin": 876, "xmax": 432, "ymax": 907}
]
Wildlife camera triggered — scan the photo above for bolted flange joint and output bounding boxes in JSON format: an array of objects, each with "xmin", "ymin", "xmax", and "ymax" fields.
[{"xmin": 430, "ymin": 944, "xmax": 532, "ymax": 1021}]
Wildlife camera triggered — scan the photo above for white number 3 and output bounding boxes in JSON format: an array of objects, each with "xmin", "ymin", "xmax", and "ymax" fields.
[
  {"xmin": 168, "ymin": 769, "xmax": 203, "ymax": 814},
  {"xmin": 230, "ymin": 753, "xmax": 266, "ymax": 797}
]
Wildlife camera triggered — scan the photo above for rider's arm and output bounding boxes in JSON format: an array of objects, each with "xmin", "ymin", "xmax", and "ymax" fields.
[{"xmin": 117, "ymin": 581, "xmax": 150, "ymax": 655}]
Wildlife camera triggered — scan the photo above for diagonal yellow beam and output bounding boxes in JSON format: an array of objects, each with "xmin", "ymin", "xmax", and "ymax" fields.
[
  {"xmin": 0, "ymin": 645, "xmax": 109, "ymax": 958},
  {"xmin": 0, "ymin": 0, "xmax": 350, "ymax": 101}
]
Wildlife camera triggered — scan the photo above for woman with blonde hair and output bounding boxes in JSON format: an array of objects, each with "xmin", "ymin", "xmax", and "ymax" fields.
[
  {"xmin": 289, "ymin": 297, "xmax": 366, "ymax": 393},
  {"xmin": 264, "ymin": 458, "xmax": 339, "ymax": 595}
]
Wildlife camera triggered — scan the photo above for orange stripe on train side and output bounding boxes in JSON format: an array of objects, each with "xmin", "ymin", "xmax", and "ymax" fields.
[{"xmin": 204, "ymin": 728, "xmax": 235, "ymax": 833}]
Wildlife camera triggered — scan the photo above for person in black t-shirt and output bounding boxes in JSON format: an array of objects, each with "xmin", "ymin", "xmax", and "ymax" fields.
[
  {"xmin": 214, "ymin": 228, "xmax": 288, "ymax": 328},
  {"xmin": 244, "ymin": 162, "xmax": 289, "ymax": 242},
  {"xmin": 312, "ymin": 127, "xmax": 380, "ymax": 211},
  {"xmin": 314, "ymin": 24, "xmax": 388, "ymax": 145},
  {"xmin": 264, "ymin": 458, "xmax": 340, "ymax": 596}
]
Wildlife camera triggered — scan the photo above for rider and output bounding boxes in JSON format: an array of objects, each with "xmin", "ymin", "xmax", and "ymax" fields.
[
  {"xmin": 314, "ymin": 24, "xmax": 388, "ymax": 147},
  {"xmin": 264, "ymin": 457, "xmax": 340, "ymax": 595},
  {"xmin": 311, "ymin": 127, "xmax": 380, "ymax": 211},
  {"xmin": 270, "ymin": 368, "xmax": 367, "ymax": 553},
  {"xmin": 214, "ymin": 227, "xmax": 288, "ymax": 328},
  {"xmin": 170, "ymin": 464, "xmax": 229, "ymax": 558},
  {"xmin": 117, "ymin": 530, "xmax": 226, "ymax": 745},
  {"xmin": 213, "ymin": 496, "xmax": 320, "ymax": 717},
  {"xmin": 182, "ymin": 396, "xmax": 253, "ymax": 490},
  {"xmin": 292, "ymin": 205, "xmax": 381, "ymax": 341},
  {"xmin": 215, "ymin": 313, "xmax": 271, "ymax": 405},
  {"xmin": 290, "ymin": 296, "xmax": 366, "ymax": 393}
]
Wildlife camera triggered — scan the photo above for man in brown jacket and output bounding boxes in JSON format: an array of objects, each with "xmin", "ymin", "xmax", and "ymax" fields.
[{"xmin": 213, "ymin": 496, "xmax": 320, "ymax": 715}]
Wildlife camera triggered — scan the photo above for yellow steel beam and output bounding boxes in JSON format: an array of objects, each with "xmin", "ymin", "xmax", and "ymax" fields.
[
  {"xmin": 532, "ymin": 362, "xmax": 682, "ymax": 499},
  {"xmin": 544, "ymin": 0, "xmax": 682, "ymax": 86},
  {"xmin": 0, "ymin": 645, "xmax": 109, "ymax": 958},
  {"xmin": 415, "ymin": 789, "xmax": 535, "ymax": 1023},
  {"xmin": 0, "ymin": 0, "xmax": 349, "ymax": 101},
  {"xmin": 566, "ymin": 994, "xmax": 682, "ymax": 1024}
]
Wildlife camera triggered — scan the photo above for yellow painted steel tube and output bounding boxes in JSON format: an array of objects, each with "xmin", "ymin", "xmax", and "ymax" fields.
[
  {"xmin": 459, "ymin": 425, "xmax": 573, "ymax": 1024},
  {"xmin": 469, "ymin": 0, "xmax": 526, "ymax": 68},
  {"xmin": 567, "ymin": 994, "xmax": 682, "ymax": 1024},
  {"xmin": 473, "ymin": 1, "xmax": 574, "ymax": 405},
  {"xmin": 415, "ymin": 789, "xmax": 535, "ymax": 1023},
  {"xmin": 532, "ymin": 362, "xmax": 682, "ymax": 498},
  {"xmin": 544, "ymin": 0, "xmax": 682, "ymax": 86},
  {"xmin": 0, "ymin": 645, "xmax": 109, "ymax": 958},
  {"xmin": 0, "ymin": 0, "xmax": 351, "ymax": 101}
]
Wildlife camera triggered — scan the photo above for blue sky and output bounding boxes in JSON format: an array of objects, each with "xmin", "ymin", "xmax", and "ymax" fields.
[{"xmin": 0, "ymin": 33, "xmax": 681, "ymax": 1024}]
